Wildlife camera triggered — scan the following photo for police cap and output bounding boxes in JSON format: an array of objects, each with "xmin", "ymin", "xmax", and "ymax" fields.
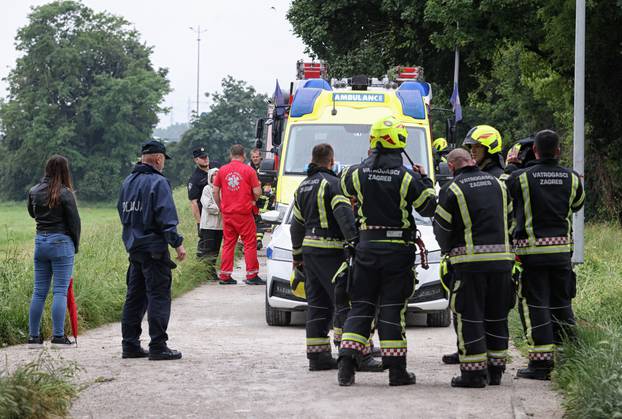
[
  {"xmin": 141, "ymin": 140, "xmax": 171, "ymax": 159},
  {"xmin": 193, "ymin": 147, "xmax": 208, "ymax": 159}
]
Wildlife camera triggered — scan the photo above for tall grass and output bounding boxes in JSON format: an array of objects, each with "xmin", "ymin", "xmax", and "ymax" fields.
[
  {"xmin": 553, "ymin": 224, "xmax": 622, "ymax": 418},
  {"xmin": 0, "ymin": 351, "xmax": 80, "ymax": 418},
  {"xmin": 0, "ymin": 188, "xmax": 216, "ymax": 347}
]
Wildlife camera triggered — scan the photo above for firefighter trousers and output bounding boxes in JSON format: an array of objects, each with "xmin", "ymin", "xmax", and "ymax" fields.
[
  {"xmin": 302, "ymin": 248, "xmax": 344, "ymax": 359},
  {"xmin": 339, "ymin": 244, "xmax": 415, "ymax": 367},
  {"xmin": 517, "ymin": 264, "xmax": 576, "ymax": 362},
  {"xmin": 450, "ymin": 270, "xmax": 515, "ymax": 372}
]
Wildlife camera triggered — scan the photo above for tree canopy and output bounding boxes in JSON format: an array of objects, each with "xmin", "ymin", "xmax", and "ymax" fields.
[
  {"xmin": 287, "ymin": 0, "xmax": 622, "ymax": 221},
  {"xmin": 0, "ymin": 1, "xmax": 169, "ymax": 201},
  {"xmin": 165, "ymin": 76, "xmax": 268, "ymax": 187}
]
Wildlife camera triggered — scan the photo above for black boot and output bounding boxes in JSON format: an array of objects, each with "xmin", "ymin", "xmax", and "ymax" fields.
[
  {"xmin": 389, "ymin": 364, "xmax": 416, "ymax": 386},
  {"xmin": 309, "ymin": 352, "xmax": 338, "ymax": 371},
  {"xmin": 338, "ymin": 355, "xmax": 356, "ymax": 386},
  {"xmin": 516, "ymin": 360, "xmax": 553, "ymax": 381},
  {"xmin": 451, "ymin": 370, "xmax": 487, "ymax": 388},
  {"xmin": 487, "ymin": 365, "xmax": 505, "ymax": 385},
  {"xmin": 357, "ymin": 353, "xmax": 385, "ymax": 372},
  {"xmin": 442, "ymin": 351, "xmax": 460, "ymax": 365}
]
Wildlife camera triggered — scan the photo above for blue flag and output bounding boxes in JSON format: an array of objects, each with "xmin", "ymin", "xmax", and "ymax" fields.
[
  {"xmin": 273, "ymin": 79, "xmax": 285, "ymax": 117},
  {"xmin": 450, "ymin": 81, "xmax": 462, "ymax": 122}
]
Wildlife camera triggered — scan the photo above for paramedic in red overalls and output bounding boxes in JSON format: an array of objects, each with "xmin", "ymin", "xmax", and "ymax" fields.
[{"xmin": 213, "ymin": 144, "xmax": 265, "ymax": 286}]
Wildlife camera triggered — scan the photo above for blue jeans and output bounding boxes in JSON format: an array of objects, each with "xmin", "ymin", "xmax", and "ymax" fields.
[{"xmin": 29, "ymin": 233, "xmax": 75, "ymax": 337}]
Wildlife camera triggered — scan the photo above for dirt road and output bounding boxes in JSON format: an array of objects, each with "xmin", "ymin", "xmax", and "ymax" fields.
[{"xmin": 1, "ymin": 254, "xmax": 562, "ymax": 418}]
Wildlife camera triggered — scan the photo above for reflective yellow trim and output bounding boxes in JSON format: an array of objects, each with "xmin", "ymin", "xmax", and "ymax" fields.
[
  {"xmin": 302, "ymin": 237, "xmax": 344, "ymax": 249},
  {"xmin": 519, "ymin": 173, "xmax": 536, "ymax": 246},
  {"xmin": 293, "ymin": 203, "xmax": 304, "ymax": 222},
  {"xmin": 460, "ymin": 353, "xmax": 487, "ymax": 363},
  {"xmin": 413, "ymin": 187, "xmax": 436, "ymax": 211},
  {"xmin": 498, "ymin": 179, "xmax": 510, "ymax": 251},
  {"xmin": 332, "ymin": 261, "xmax": 348, "ymax": 283},
  {"xmin": 529, "ymin": 344, "xmax": 556, "ymax": 353},
  {"xmin": 450, "ymin": 280, "xmax": 466, "ymax": 356},
  {"xmin": 368, "ymin": 239, "xmax": 414, "ymax": 245},
  {"xmin": 342, "ymin": 333, "xmax": 369, "ymax": 346},
  {"xmin": 306, "ymin": 337, "xmax": 331, "ymax": 345},
  {"xmin": 515, "ymin": 244, "xmax": 572, "ymax": 255},
  {"xmin": 518, "ymin": 280, "xmax": 534, "ymax": 347},
  {"xmin": 487, "ymin": 350, "xmax": 508, "ymax": 358},
  {"xmin": 435, "ymin": 204, "xmax": 452, "ymax": 223},
  {"xmin": 380, "ymin": 340, "xmax": 408, "ymax": 348},
  {"xmin": 567, "ymin": 173, "xmax": 578, "ymax": 242},
  {"xmin": 352, "ymin": 169, "xmax": 366, "ymax": 228},
  {"xmin": 292, "ymin": 247, "xmax": 302, "ymax": 255},
  {"xmin": 341, "ymin": 167, "xmax": 352, "ymax": 197},
  {"xmin": 317, "ymin": 179, "xmax": 328, "ymax": 229},
  {"xmin": 449, "ymin": 183, "xmax": 473, "ymax": 254},
  {"xmin": 399, "ymin": 172, "xmax": 413, "ymax": 229},
  {"xmin": 331, "ymin": 195, "xmax": 350, "ymax": 209},
  {"xmin": 449, "ymin": 252, "xmax": 514, "ymax": 264},
  {"xmin": 573, "ymin": 176, "xmax": 585, "ymax": 209}
]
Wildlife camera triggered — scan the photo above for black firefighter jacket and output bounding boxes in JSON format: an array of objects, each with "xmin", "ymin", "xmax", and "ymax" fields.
[
  {"xmin": 340, "ymin": 151, "xmax": 437, "ymax": 245},
  {"xmin": 505, "ymin": 158, "xmax": 585, "ymax": 266},
  {"xmin": 290, "ymin": 164, "xmax": 358, "ymax": 260},
  {"xmin": 433, "ymin": 165, "xmax": 513, "ymax": 272}
]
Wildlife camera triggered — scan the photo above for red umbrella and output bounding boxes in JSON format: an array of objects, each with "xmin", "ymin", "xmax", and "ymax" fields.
[{"xmin": 66, "ymin": 277, "xmax": 79, "ymax": 346}]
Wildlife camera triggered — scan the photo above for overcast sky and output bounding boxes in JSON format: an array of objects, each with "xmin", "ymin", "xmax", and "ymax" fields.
[{"xmin": 0, "ymin": 0, "xmax": 310, "ymax": 128}]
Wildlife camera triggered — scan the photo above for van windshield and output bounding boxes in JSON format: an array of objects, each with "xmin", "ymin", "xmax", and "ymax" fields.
[{"xmin": 283, "ymin": 124, "xmax": 429, "ymax": 175}]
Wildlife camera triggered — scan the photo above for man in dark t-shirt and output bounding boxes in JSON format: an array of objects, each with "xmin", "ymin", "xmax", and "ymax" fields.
[{"xmin": 187, "ymin": 146, "xmax": 210, "ymax": 257}]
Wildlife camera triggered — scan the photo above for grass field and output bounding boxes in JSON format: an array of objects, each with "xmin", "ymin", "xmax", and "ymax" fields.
[{"xmin": 0, "ymin": 188, "xmax": 216, "ymax": 347}]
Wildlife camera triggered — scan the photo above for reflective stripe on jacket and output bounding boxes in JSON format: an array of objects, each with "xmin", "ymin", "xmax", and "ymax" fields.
[
  {"xmin": 433, "ymin": 165, "xmax": 513, "ymax": 271},
  {"xmin": 506, "ymin": 158, "xmax": 585, "ymax": 266}
]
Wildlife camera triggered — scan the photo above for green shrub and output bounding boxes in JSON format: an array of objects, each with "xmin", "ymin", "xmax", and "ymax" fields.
[{"xmin": 0, "ymin": 351, "xmax": 80, "ymax": 418}]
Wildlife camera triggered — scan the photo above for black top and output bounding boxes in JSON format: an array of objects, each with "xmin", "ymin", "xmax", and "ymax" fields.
[
  {"xmin": 28, "ymin": 177, "xmax": 81, "ymax": 253},
  {"xmin": 117, "ymin": 163, "xmax": 183, "ymax": 254},
  {"xmin": 290, "ymin": 164, "xmax": 357, "ymax": 257},
  {"xmin": 433, "ymin": 166, "xmax": 512, "ymax": 272},
  {"xmin": 187, "ymin": 167, "xmax": 209, "ymax": 213},
  {"xmin": 341, "ymin": 151, "xmax": 437, "ymax": 231},
  {"xmin": 506, "ymin": 159, "xmax": 585, "ymax": 266}
]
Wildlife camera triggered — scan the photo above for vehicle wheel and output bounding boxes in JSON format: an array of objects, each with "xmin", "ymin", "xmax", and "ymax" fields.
[
  {"xmin": 265, "ymin": 293, "xmax": 291, "ymax": 326},
  {"xmin": 426, "ymin": 308, "xmax": 451, "ymax": 327}
]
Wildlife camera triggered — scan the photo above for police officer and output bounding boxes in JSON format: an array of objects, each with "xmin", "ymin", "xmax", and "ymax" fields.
[
  {"xmin": 463, "ymin": 125, "xmax": 505, "ymax": 178},
  {"xmin": 433, "ymin": 148, "xmax": 515, "ymax": 387},
  {"xmin": 506, "ymin": 130, "xmax": 585, "ymax": 380},
  {"xmin": 188, "ymin": 146, "xmax": 210, "ymax": 257},
  {"xmin": 117, "ymin": 140, "xmax": 186, "ymax": 360},
  {"xmin": 442, "ymin": 125, "xmax": 506, "ymax": 366},
  {"xmin": 290, "ymin": 143, "xmax": 369, "ymax": 371},
  {"xmin": 337, "ymin": 115, "xmax": 437, "ymax": 386}
]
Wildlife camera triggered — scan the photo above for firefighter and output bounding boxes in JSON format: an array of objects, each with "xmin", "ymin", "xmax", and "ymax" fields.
[
  {"xmin": 337, "ymin": 115, "xmax": 437, "ymax": 386},
  {"xmin": 506, "ymin": 130, "xmax": 585, "ymax": 380},
  {"xmin": 442, "ymin": 125, "xmax": 506, "ymax": 366},
  {"xmin": 501, "ymin": 136, "xmax": 536, "ymax": 181},
  {"xmin": 433, "ymin": 148, "xmax": 515, "ymax": 387},
  {"xmin": 290, "ymin": 144, "xmax": 383, "ymax": 371},
  {"xmin": 463, "ymin": 125, "xmax": 505, "ymax": 178}
]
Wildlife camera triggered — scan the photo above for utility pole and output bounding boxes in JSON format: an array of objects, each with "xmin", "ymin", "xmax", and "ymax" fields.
[
  {"xmin": 572, "ymin": 0, "xmax": 585, "ymax": 264},
  {"xmin": 189, "ymin": 25, "xmax": 207, "ymax": 118}
]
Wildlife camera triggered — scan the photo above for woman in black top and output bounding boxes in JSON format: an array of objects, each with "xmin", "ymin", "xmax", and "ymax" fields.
[{"xmin": 27, "ymin": 155, "xmax": 81, "ymax": 348}]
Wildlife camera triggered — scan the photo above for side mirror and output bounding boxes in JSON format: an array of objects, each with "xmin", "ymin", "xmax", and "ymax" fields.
[
  {"xmin": 255, "ymin": 118, "xmax": 265, "ymax": 140},
  {"xmin": 271, "ymin": 118, "xmax": 283, "ymax": 146},
  {"xmin": 261, "ymin": 210, "xmax": 282, "ymax": 224},
  {"xmin": 436, "ymin": 162, "xmax": 453, "ymax": 188},
  {"xmin": 255, "ymin": 139, "xmax": 263, "ymax": 149}
]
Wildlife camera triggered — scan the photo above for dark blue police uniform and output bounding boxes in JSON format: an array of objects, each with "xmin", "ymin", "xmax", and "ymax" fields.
[{"xmin": 117, "ymin": 142, "xmax": 183, "ymax": 359}]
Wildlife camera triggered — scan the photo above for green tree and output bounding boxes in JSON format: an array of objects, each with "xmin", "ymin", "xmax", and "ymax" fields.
[
  {"xmin": 0, "ymin": 1, "xmax": 170, "ymax": 201},
  {"xmin": 287, "ymin": 0, "xmax": 622, "ymax": 221},
  {"xmin": 165, "ymin": 76, "xmax": 268, "ymax": 187}
]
